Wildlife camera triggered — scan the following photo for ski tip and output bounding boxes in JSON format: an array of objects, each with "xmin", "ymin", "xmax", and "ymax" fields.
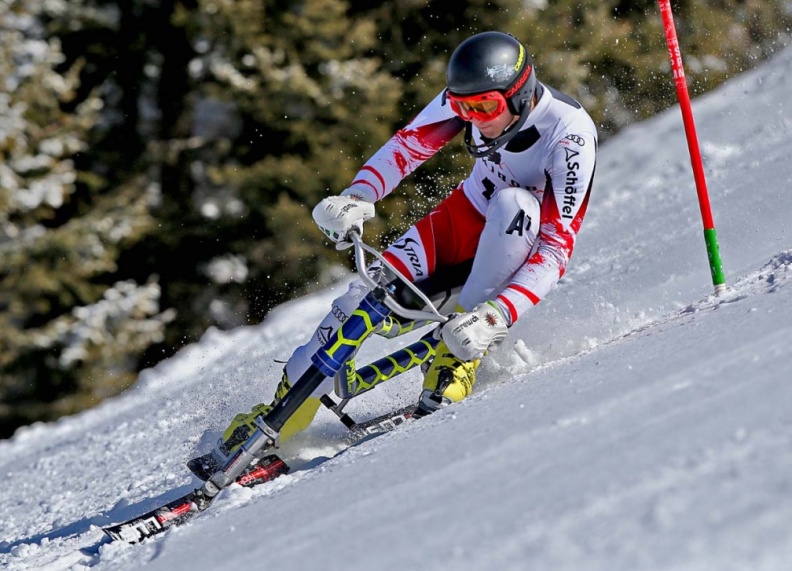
[
  {"xmin": 104, "ymin": 455, "xmax": 291, "ymax": 544},
  {"xmin": 102, "ymin": 488, "xmax": 213, "ymax": 544}
]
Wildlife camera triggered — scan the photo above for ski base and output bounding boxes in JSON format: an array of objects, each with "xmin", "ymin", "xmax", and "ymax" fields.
[{"xmin": 103, "ymin": 454, "xmax": 289, "ymax": 544}]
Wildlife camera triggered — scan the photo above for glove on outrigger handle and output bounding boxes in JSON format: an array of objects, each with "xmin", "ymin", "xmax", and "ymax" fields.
[
  {"xmin": 312, "ymin": 194, "xmax": 375, "ymax": 250},
  {"xmin": 440, "ymin": 302, "xmax": 508, "ymax": 361}
]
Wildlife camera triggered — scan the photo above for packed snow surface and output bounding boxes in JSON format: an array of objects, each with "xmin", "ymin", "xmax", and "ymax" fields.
[{"xmin": 2, "ymin": 43, "xmax": 792, "ymax": 571}]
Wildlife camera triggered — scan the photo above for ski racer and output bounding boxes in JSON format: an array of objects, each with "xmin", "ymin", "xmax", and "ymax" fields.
[{"xmin": 215, "ymin": 31, "xmax": 598, "ymax": 458}]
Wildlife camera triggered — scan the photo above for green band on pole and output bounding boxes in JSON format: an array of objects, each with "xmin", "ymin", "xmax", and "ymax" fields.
[{"xmin": 703, "ymin": 227, "xmax": 726, "ymax": 286}]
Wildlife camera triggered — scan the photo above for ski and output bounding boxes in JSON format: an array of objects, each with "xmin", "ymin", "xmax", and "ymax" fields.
[
  {"xmin": 184, "ymin": 403, "xmax": 420, "ymax": 483},
  {"xmin": 103, "ymin": 403, "xmax": 422, "ymax": 544},
  {"xmin": 102, "ymin": 454, "xmax": 289, "ymax": 544},
  {"xmin": 346, "ymin": 404, "xmax": 418, "ymax": 442},
  {"xmin": 103, "ymin": 236, "xmax": 444, "ymax": 545}
]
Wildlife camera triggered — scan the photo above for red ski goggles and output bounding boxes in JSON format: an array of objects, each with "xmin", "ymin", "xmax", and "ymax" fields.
[{"xmin": 446, "ymin": 90, "xmax": 508, "ymax": 122}]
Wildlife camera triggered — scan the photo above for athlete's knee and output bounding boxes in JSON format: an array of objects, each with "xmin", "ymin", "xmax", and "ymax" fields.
[
  {"xmin": 486, "ymin": 187, "xmax": 540, "ymax": 240},
  {"xmin": 488, "ymin": 187, "xmax": 540, "ymax": 218}
]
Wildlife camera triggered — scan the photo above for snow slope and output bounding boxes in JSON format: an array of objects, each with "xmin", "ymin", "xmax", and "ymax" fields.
[{"xmin": 2, "ymin": 43, "xmax": 792, "ymax": 571}]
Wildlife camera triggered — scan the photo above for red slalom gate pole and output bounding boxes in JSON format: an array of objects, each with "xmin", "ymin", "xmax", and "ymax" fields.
[{"xmin": 657, "ymin": 0, "xmax": 726, "ymax": 295}]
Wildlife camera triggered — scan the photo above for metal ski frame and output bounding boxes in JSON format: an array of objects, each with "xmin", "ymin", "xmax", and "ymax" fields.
[
  {"xmin": 319, "ymin": 332, "xmax": 438, "ymax": 431},
  {"xmin": 202, "ymin": 233, "xmax": 448, "ymax": 496}
]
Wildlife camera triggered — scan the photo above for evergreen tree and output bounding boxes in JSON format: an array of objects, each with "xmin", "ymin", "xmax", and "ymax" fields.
[
  {"xmin": 133, "ymin": 0, "xmax": 406, "ymax": 337},
  {"xmin": 0, "ymin": 0, "xmax": 169, "ymax": 437}
]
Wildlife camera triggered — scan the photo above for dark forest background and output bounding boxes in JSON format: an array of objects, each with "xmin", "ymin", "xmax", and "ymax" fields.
[{"xmin": 1, "ymin": 0, "xmax": 789, "ymax": 438}]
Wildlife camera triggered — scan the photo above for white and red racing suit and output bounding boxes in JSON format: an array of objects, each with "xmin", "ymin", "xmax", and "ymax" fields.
[
  {"xmin": 345, "ymin": 83, "xmax": 598, "ymax": 325},
  {"xmin": 284, "ymin": 83, "xmax": 597, "ymax": 395}
]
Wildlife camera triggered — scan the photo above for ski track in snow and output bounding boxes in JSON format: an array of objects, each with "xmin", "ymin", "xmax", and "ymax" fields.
[{"xmin": 2, "ymin": 42, "xmax": 792, "ymax": 571}]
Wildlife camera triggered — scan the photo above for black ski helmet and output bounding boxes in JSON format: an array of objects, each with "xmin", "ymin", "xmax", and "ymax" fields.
[{"xmin": 446, "ymin": 31, "xmax": 536, "ymax": 116}]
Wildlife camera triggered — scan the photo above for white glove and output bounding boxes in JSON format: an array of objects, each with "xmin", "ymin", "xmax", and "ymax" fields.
[
  {"xmin": 440, "ymin": 302, "xmax": 508, "ymax": 361},
  {"xmin": 312, "ymin": 195, "xmax": 375, "ymax": 250}
]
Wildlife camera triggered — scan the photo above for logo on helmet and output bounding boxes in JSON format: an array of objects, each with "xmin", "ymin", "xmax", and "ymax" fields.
[
  {"xmin": 504, "ymin": 64, "xmax": 532, "ymax": 98},
  {"xmin": 486, "ymin": 64, "xmax": 515, "ymax": 83},
  {"xmin": 486, "ymin": 43, "xmax": 527, "ymax": 84},
  {"xmin": 514, "ymin": 44, "xmax": 525, "ymax": 72}
]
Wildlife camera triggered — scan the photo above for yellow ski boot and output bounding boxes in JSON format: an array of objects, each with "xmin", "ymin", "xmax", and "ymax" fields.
[
  {"xmin": 416, "ymin": 340, "xmax": 480, "ymax": 416},
  {"xmin": 217, "ymin": 372, "xmax": 322, "ymax": 457}
]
